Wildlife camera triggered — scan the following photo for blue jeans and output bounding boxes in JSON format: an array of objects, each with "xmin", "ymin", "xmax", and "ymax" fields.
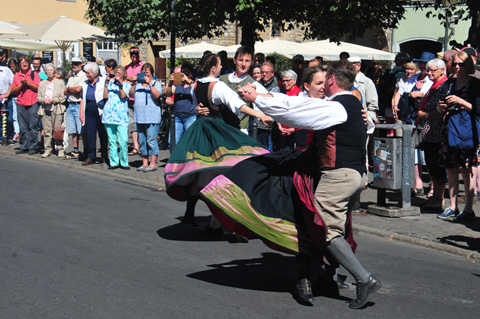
[
  {"xmin": 170, "ymin": 115, "xmax": 196, "ymax": 149},
  {"xmin": 17, "ymin": 103, "xmax": 40, "ymax": 151},
  {"xmin": 137, "ymin": 123, "xmax": 159, "ymax": 156},
  {"xmin": 66, "ymin": 103, "xmax": 82, "ymax": 134}
]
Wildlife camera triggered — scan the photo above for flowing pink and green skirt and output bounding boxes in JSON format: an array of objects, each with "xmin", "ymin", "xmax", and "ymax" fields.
[
  {"xmin": 200, "ymin": 148, "xmax": 357, "ymax": 258},
  {"xmin": 165, "ymin": 117, "xmax": 269, "ymax": 201}
]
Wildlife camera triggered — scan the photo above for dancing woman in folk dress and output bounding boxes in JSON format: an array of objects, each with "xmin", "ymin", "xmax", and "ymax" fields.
[{"xmin": 164, "ymin": 53, "xmax": 272, "ymax": 226}]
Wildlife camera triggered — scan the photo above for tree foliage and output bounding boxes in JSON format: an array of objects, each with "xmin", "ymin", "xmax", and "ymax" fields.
[
  {"xmin": 86, "ymin": 0, "xmax": 411, "ymax": 49},
  {"xmin": 415, "ymin": 0, "xmax": 480, "ymax": 49}
]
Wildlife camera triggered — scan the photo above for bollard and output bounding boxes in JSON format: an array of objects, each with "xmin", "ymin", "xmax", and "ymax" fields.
[
  {"xmin": 251, "ymin": 118, "xmax": 258, "ymax": 140},
  {"xmin": 169, "ymin": 106, "xmax": 176, "ymax": 152}
]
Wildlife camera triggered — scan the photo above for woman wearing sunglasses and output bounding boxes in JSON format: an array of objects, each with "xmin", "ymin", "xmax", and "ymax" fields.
[{"xmin": 436, "ymin": 52, "xmax": 480, "ymax": 221}]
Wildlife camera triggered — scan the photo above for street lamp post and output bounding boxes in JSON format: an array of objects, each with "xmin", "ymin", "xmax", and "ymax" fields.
[{"xmin": 169, "ymin": 0, "xmax": 176, "ymax": 151}]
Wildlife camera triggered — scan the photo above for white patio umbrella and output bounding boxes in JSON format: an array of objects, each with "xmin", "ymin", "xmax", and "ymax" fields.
[
  {"xmin": 301, "ymin": 40, "xmax": 395, "ymax": 61},
  {"xmin": 0, "ymin": 39, "xmax": 63, "ymax": 51},
  {"xmin": 0, "ymin": 25, "xmax": 27, "ymax": 36},
  {"xmin": 159, "ymin": 41, "xmax": 226, "ymax": 58},
  {"xmin": 14, "ymin": 16, "xmax": 111, "ymax": 66},
  {"xmin": 224, "ymin": 39, "xmax": 319, "ymax": 59}
]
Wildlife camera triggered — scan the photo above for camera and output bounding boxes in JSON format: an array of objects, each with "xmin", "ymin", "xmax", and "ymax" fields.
[{"xmin": 137, "ymin": 73, "xmax": 146, "ymax": 83}]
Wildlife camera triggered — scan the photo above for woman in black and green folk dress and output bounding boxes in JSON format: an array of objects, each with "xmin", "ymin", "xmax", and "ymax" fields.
[{"xmin": 164, "ymin": 53, "xmax": 272, "ymax": 227}]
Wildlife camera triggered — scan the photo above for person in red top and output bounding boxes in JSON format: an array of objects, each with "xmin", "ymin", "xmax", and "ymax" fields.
[
  {"xmin": 276, "ymin": 69, "xmax": 301, "ymax": 150},
  {"xmin": 125, "ymin": 46, "xmax": 146, "ymax": 155},
  {"xmin": 11, "ymin": 56, "xmax": 41, "ymax": 155}
]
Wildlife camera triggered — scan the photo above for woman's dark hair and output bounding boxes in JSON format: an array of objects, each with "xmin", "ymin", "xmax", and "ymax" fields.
[
  {"xmin": 104, "ymin": 59, "xmax": 118, "ymax": 69},
  {"xmin": 181, "ymin": 62, "xmax": 194, "ymax": 77},
  {"xmin": 7, "ymin": 58, "xmax": 18, "ymax": 68},
  {"xmin": 302, "ymin": 66, "xmax": 323, "ymax": 85},
  {"xmin": 251, "ymin": 63, "xmax": 262, "ymax": 73},
  {"xmin": 141, "ymin": 62, "xmax": 155, "ymax": 75},
  {"xmin": 197, "ymin": 53, "xmax": 219, "ymax": 78}
]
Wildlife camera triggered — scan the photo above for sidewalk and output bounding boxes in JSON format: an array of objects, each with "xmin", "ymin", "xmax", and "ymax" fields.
[{"xmin": 1, "ymin": 142, "xmax": 479, "ymax": 260}]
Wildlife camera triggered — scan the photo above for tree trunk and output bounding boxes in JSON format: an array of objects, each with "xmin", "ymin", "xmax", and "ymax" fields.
[
  {"xmin": 239, "ymin": 11, "xmax": 256, "ymax": 51},
  {"xmin": 467, "ymin": 0, "xmax": 480, "ymax": 49}
]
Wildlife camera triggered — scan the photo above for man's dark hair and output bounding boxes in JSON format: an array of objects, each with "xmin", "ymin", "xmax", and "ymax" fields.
[
  {"xmin": 0, "ymin": 48, "xmax": 7, "ymax": 56},
  {"xmin": 104, "ymin": 59, "xmax": 117, "ymax": 69},
  {"xmin": 266, "ymin": 55, "xmax": 276, "ymax": 65},
  {"xmin": 234, "ymin": 46, "xmax": 254, "ymax": 60},
  {"xmin": 339, "ymin": 51, "xmax": 350, "ymax": 60},
  {"xmin": 181, "ymin": 62, "xmax": 194, "ymax": 77},
  {"xmin": 130, "ymin": 46, "xmax": 139, "ymax": 52},
  {"xmin": 88, "ymin": 56, "xmax": 96, "ymax": 63},
  {"xmin": 394, "ymin": 52, "xmax": 411, "ymax": 65},
  {"xmin": 32, "ymin": 56, "xmax": 42, "ymax": 62},
  {"xmin": 254, "ymin": 53, "xmax": 265, "ymax": 64},
  {"xmin": 327, "ymin": 60, "xmax": 356, "ymax": 90},
  {"xmin": 292, "ymin": 54, "xmax": 304, "ymax": 65}
]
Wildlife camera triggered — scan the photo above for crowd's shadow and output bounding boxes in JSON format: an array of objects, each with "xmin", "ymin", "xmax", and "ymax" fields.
[{"xmin": 437, "ymin": 218, "xmax": 480, "ymax": 252}]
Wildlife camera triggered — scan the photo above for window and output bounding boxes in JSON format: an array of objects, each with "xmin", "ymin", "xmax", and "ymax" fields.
[{"xmin": 96, "ymin": 42, "xmax": 118, "ymax": 51}]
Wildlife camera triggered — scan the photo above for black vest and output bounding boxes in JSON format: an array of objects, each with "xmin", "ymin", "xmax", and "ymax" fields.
[{"xmin": 315, "ymin": 94, "xmax": 367, "ymax": 175}]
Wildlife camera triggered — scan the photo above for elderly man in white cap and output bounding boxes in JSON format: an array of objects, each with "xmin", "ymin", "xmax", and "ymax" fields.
[
  {"xmin": 348, "ymin": 56, "xmax": 378, "ymax": 122},
  {"xmin": 64, "ymin": 57, "xmax": 87, "ymax": 159}
]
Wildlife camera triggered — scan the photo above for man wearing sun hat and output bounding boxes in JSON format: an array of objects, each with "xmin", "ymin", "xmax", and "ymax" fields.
[{"xmin": 347, "ymin": 56, "xmax": 378, "ymax": 122}]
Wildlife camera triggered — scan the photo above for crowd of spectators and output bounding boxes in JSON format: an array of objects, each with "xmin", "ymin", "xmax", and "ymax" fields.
[{"xmin": 1, "ymin": 44, "xmax": 480, "ymax": 221}]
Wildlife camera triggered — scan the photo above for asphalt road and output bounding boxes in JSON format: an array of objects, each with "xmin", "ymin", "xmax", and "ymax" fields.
[{"xmin": 1, "ymin": 155, "xmax": 479, "ymax": 319}]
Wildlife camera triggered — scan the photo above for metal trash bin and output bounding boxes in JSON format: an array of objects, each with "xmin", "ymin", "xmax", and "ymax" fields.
[
  {"xmin": 368, "ymin": 124, "xmax": 419, "ymax": 217},
  {"xmin": 373, "ymin": 137, "xmax": 412, "ymax": 190}
]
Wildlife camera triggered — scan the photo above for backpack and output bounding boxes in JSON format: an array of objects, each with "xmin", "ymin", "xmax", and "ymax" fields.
[
  {"xmin": 445, "ymin": 107, "xmax": 480, "ymax": 150},
  {"xmin": 377, "ymin": 69, "xmax": 402, "ymax": 117}
]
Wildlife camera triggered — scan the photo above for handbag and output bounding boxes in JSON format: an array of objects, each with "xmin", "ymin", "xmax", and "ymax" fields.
[
  {"xmin": 52, "ymin": 111, "xmax": 65, "ymax": 140},
  {"xmin": 446, "ymin": 107, "xmax": 480, "ymax": 150}
]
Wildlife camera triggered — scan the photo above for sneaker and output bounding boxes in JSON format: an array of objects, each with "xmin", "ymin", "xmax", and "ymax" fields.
[
  {"xmin": 422, "ymin": 198, "xmax": 444, "ymax": 211},
  {"xmin": 12, "ymin": 133, "xmax": 20, "ymax": 142},
  {"xmin": 437, "ymin": 208, "xmax": 459, "ymax": 220},
  {"xmin": 15, "ymin": 149, "xmax": 28, "ymax": 155},
  {"xmin": 453, "ymin": 210, "xmax": 475, "ymax": 222}
]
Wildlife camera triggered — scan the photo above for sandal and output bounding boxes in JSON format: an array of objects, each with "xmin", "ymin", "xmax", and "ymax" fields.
[
  {"xmin": 427, "ymin": 189, "xmax": 434, "ymax": 198},
  {"xmin": 128, "ymin": 148, "xmax": 140, "ymax": 156},
  {"xmin": 412, "ymin": 187, "xmax": 424, "ymax": 196}
]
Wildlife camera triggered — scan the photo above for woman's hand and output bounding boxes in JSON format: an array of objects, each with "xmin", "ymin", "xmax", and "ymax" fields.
[
  {"xmin": 410, "ymin": 91, "xmax": 424, "ymax": 99},
  {"xmin": 238, "ymin": 83, "xmax": 258, "ymax": 103},
  {"xmin": 196, "ymin": 102, "xmax": 210, "ymax": 116},
  {"xmin": 281, "ymin": 127, "xmax": 295, "ymax": 136},
  {"xmin": 445, "ymin": 95, "xmax": 471, "ymax": 110},
  {"xmin": 437, "ymin": 99, "xmax": 447, "ymax": 113},
  {"xmin": 255, "ymin": 111, "xmax": 272, "ymax": 126},
  {"xmin": 418, "ymin": 110, "xmax": 427, "ymax": 119}
]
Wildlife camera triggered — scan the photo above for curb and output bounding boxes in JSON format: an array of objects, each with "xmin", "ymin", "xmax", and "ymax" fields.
[{"xmin": 354, "ymin": 223, "xmax": 480, "ymax": 260}]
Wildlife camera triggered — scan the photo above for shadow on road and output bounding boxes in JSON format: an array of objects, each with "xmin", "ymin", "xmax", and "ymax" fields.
[{"xmin": 157, "ymin": 216, "xmax": 231, "ymax": 242}]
